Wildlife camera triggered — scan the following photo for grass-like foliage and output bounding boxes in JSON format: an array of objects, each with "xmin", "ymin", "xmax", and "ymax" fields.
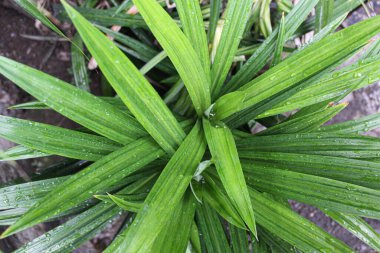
[{"xmin": 0, "ymin": 0, "xmax": 380, "ymax": 252}]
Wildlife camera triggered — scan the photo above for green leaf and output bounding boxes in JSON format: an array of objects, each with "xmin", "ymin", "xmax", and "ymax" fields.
[
  {"xmin": 15, "ymin": 202, "xmax": 121, "ymax": 253},
  {"xmin": 244, "ymin": 163, "xmax": 380, "ymax": 219},
  {"xmin": 9, "ymin": 97, "xmax": 126, "ymax": 111},
  {"xmin": 210, "ymin": 0, "xmax": 254, "ymax": 97},
  {"xmin": 117, "ymin": 121, "xmax": 206, "ymax": 252},
  {"xmin": 15, "ymin": 0, "xmax": 65, "ymax": 37},
  {"xmin": 237, "ymin": 133, "xmax": 380, "ymax": 159},
  {"xmin": 0, "ymin": 177, "xmax": 67, "ymax": 210},
  {"xmin": 62, "ymin": 1, "xmax": 185, "ymax": 154},
  {"xmin": 257, "ymin": 104, "xmax": 346, "ymax": 135},
  {"xmin": 259, "ymin": 0, "xmax": 272, "ymax": 38},
  {"xmin": 0, "ymin": 145, "xmax": 49, "ymax": 161},
  {"xmin": 0, "ymin": 208, "xmax": 28, "ymax": 226},
  {"xmin": 59, "ymin": 6, "xmax": 147, "ymax": 27},
  {"xmin": 203, "ymin": 119, "xmax": 256, "ymax": 237},
  {"xmin": 151, "ymin": 190, "xmax": 196, "ymax": 253},
  {"xmin": 318, "ymin": 112, "xmax": 380, "ymax": 134},
  {"xmin": 252, "ymin": 238, "xmax": 271, "ymax": 253},
  {"xmin": 16, "ymin": 171, "xmax": 154, "ymax": 252},
  {"xmin": 114, "ymin": 0, "xmax": 132, "ymax": 15},
  {"xmin": 213, "ymin": 15, "xmax": 380, "ymax": 121},
  {"xmin": 261, "ymin": 55, "xmax": 380, "ymax": 118},
  {"xmin": 203, "ymin": 173, "xmax": 351, "ymax": 252},
  {"xmin": 248, "ymin": 187, "xmax": 352, "ymax": 252},
  {"xmin": 139, "ymin": 51, "xmax": 168, "ymax": 75},
  {"xmin": 196, "ymin": 202, "xmax": 231, "ymax": 253},
  {"xmin": 190, "ymin": 222, "xmax": 202, "ymax": 253},
  {"xmin": 271, "ymin": 13, "xmax": 286, "ymax": 67},
  {"xmin": 175, "ymin": 0, "xmax": 210, "ymax": 72},
  {"xmin": 0, "ymin": 56, "xmax": 145, "ymax": 145},
  {"xmin": 132, "ymin": 0, "xmax": 211, "ymax": 116},
  {"xmin": 208, "ymin": 0, "xmax": 222, "ymax": 43},
  {"xmin": 323, "ymin": 210, "xmax": 380, "ymax": 252},
  {"xmin": 0, "ymin": 115, "xmax": 121, "ymax": 161},
  {"xmin": 315, "ymin": 0, "xmax": 335, "ymax": 33},
  {"xmin": 230, "ymin": 224, "xmax": 249, "ymax": 253},
  {"xmin": 1, "ymin": 138, "xmax": 164, "ymax": 237},
  {"xmin": 257, "ymin": 226, "xmax": 296, "ymax": 253},
  {"xmin": 310, "ymin": 13, "xmax": 347, "ymax": 46},
  {"xmin": 224, "ymin": 0, "xmax": 319, "ymax": 94},
  {"xmin": 71, "ymin": 34, "xmax": 90, "ymax": 91},
  {"xmin": 96, "ymin": 25, "xmax": 174, "ymax": 74},
  {"xmin": 201, "ymin": 174, "xmax": 245, "ymax": 229},
  {"xmin": 239, "ymin": 152, "xmax": 380, "ymax": 190},
  {"xmin": 105, "ymin": 194, "xmax": 142, "ymax": 212}
]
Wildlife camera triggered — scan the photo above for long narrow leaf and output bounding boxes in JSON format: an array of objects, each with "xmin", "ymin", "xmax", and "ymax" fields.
[
  {"xmin": 63, "ymin": 1, "xmax": 185, "ymax": 154},
  {"xmin": 203, "ymin": 119, "xmax": 257, "ymax": 237},
  {"xmin": 244, "ymin": 163, "xmax": 380, "ymax": 219},
  {"xmin": 203, "ymin": 173, "xmax": 351, "ymax": 252},
  {"xmin": 0, "ymin": 145, "xmax": 49, "ymax": 161},
  {"xmin": 151, "ymin": 190, "xmax": 196, "ymax": 253},
  {"xmin": 224, "ymin": 0, "xmax": 319, "ymax": 94},
  {"xmin": 196, "ymin": 202, "xmax": 231, "ymax": 253},
  {"xmin": 0, "ymin": 56, "xmax": 145, "ymax": 145},
  {"xmin": 324, "ymin": 210, "xmax": 380, "ymax": 252},
  {"xmin": 319, "ymin": 113, "xmax": 380, "ymax": 134},
  {"xmin": 71, "ymin": 34, "xmax": 90, "ymax": 91},
  {"xmin": 240, "ymin": 152, "xmax": 380, "ymax": 190},
  {"xmin": 175, "ymin": 0, "xmax": 210, "ymax": 72},
  {"xmin": 237, "ymin": 133, "xmax": 380, "ymax": 159},
  {"xmin": 16, "ymin": 0, "xmax": 65, "ymax": 37},
  {"xmin": 210, "ymin": 0, "xmax": 254, "ymax": 97},
  {"xmin": 0, "ymin": 116, "xmax": 121, "ymax": 161},
  {"xmin": 117, "ymin": 121, "xmax": 206, "ymax": 252},
  {"xmin": 132, "ymin": 0, "xmax": 211, "ymax": 115},
  {"xmin": 1, "ymin": 138, "xmax": 164, "ymax": 237},
  {"xmin": 314, "ymin": 0, "xmax": 334, "ymax": 33},
  {"xmin": 213, "ymin": 15, "xmax": 380, "ymax": 121},
  {"xmin": 208, "ymin": 0, "xmax": 222, "ymax": 43},
  {"xmin": 271, "ymin": 13, "xmax": 286, "ymax": 67},
  {"xmin": 257, "ymin": 104, "xmax": 345, "ymax": 135}
]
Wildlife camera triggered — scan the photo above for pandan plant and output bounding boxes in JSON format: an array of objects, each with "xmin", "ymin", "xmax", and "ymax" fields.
[{"xmin": 0, "ymin": 0, "xmax": 380, "ymax": 252}]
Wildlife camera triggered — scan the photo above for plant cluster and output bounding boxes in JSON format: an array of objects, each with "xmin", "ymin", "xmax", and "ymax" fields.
[{"xmin": 0, "ymin": 0, "xmax": 380, "ymax": 252}]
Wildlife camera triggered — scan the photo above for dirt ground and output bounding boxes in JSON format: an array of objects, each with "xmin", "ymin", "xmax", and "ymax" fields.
[{"xmin": 0, "ymin": 1, "xmax": 380, "ymax": 252}]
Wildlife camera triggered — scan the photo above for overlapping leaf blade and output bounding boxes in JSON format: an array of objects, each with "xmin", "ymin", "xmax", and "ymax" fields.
[
  {"xmin": 224, "ymin": 0, "xmax": 319, "ymax": 94},
  {"xmin": 196, "ymin": 202, "xmax": 231, "ymax": 253},
  {"xmin": 117, "ymin": 121, "xmax": 206, "ymax": 252},
  {"xmin": 71, "ymin": 34, "xmax": 90, "ymax": 91},
  {"xmin": 0, "ymin": 115, "xmax": 120, "ymax": 161},
  {"xmin": 151, "ymin": 190, "xmax": 196, "ymax": 253},
  {"xmin": 210, "ymin": 0, "xmax": 254, "ymax": 97},
  {"xmin": 318, "ymin": 113, "xmax": 380, "ymax": 134},
  {"xmin": 324, "ymin": 210, "xmax": 380, "ymax": 252},
  {"xmin": 0, "ymin": 56, "xmax": 145, "ymax": 145},
  {"xmin": 258, "ymin": 104, "xmax": 345, "ymax": 135},
  {"xmin": 214, "ymin": 15, "xmax": 380, "ymax": 121},
  {"xmin": 175, "ymin": 0, "xmax": 210, "ymax": 72},
  {"xmin": 62, "ymin": 1, "xmax": 185, "ymax": 154},
  {"xmin": 1, "ymin": 138, "xmax": 164, "ymax": 237},
  {"xmin": 237, "ymin": 133, "xmax": 380, "ymax": 159},
  {"xmin": 239, "ymin": 151, "xmax": 380, "ymax": 190},
  {"xmin": 203, "ymin": 173, "xmax": 351, "ymax": 252},
  {"xmin": 203, "ymin": 119, "xmax": 257, "ymax": 237},
  {"xmin": 132, "ymin": 0, "xmax": 211, "ymax": 115},
  {"xmin": 261, "ymin": 55, "xmax": 380, "ymax": 117},
  {"xmin": 0, "ymin": 145, "xmax": 49, "ymax": 161},
  {"xmin": 15, "ymin": 0, "xmax": 65, "ymax": 37},
  {"xmin": 243, "ymin": 163, "xmax": 380, "ymax": 218}
]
